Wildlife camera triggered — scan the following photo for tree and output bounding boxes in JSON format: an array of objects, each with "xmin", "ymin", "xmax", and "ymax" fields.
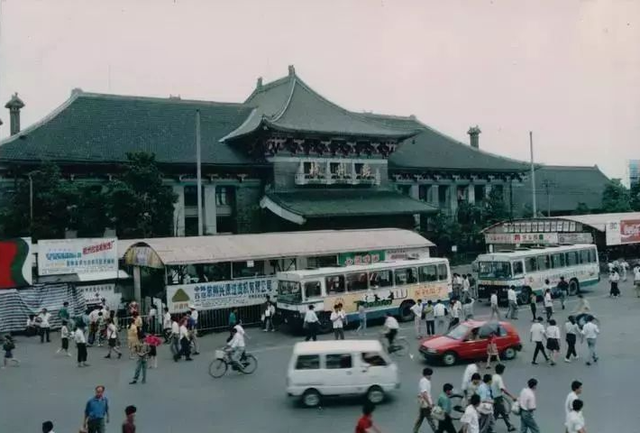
[
  {"xmin": 630, "ymin": 182, "xmax": 640, "ymax": 211},
  {"xmin": 601, "ymin": 179, "xmax": 631, "ymax": 213},
  {"xmin": 105, "ymin": 152, "xmax": 177, "ymax": 238},
  {"xmin": 484, "ymin": 188, "xmax": 509, "ymax": 225},
  {"xmin": 74, "ymin": 184, "xmax": 110, "ymax": 237},
  {"xmin": 574, "ymin": 202, "xmax": 590, "ymax": 215}
]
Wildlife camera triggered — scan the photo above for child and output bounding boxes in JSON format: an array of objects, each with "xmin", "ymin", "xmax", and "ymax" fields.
[
  {"xmin": 485, "ymin": 332, "xmax": 499, "ymax": 369},
  {"xmin": 57, "ymin": 320, "xmax": 72, "ymax": 357},
  {"xmin": 2, "ymin": 335, "xmax": 20, "ymax": 368}
]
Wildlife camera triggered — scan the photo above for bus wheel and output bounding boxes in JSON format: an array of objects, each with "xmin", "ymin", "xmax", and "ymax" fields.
[
  {"xmin": 399, "ymin": 300, "xmax": 415, "ymax": 322},
  {"xmin": 569, "ymin": 280, "xmax": 579, "ymax": 296},
  {"xmin": 518, "ymin": 287, "xmax": 531, "ymax": 305}
]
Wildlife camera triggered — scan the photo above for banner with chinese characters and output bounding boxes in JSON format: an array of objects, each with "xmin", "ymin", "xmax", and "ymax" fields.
[
  {"xmin": 166, "ymin": 277, "xmax": 277, "ymax": 313},
  {"xmin": 485, "ymin": 233, "xmax": 558, "ymax": 245},
  {"xmin": 0, "ymin": 238, "xmax": 33, "ymax": 290},
  {"xmin": 338, "ymin": 250, "xmax": 385, "ymax": 266},
  {"xmin": 79, "ymin": 283, "xmax": 120, "ymax": 310},
  {"xmin": 607, "ymin": 219, "xmax": 640, "ymax": 246},
  {"xmin": 38, "ymin": 238, "xmax": 118, "ymax": 277}
]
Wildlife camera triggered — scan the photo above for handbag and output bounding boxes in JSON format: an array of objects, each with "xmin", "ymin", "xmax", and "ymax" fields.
[
  {"xmin": 478, "ymin": 402, "xmax": 493, "ymax": 415},
  {"xmin": 431, "ymin": 405, "xmax": 445, "ymax": 421},
  {"xmin": 511, "ymin": 400, "xmax": 521, "ymax": 415}
]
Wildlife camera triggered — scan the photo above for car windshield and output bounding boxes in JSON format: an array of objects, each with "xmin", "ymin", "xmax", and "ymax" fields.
[
  {"xmin": 477, "ymin": 261, "xmax": 512, "ymax": 279},
  {"xmin": 278, "ymin": 280, "xmax": 302, "ymax": 304},
  {"xmin": 446, "ymin": 324, "xmax": 471, "ymax": 340}
]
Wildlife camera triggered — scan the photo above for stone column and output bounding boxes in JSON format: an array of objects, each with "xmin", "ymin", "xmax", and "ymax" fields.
[
  {"xmin": 204, "ymin": 184, "xmax": 217, "ymax": 235},
  {"xmin": 468, "ymin": 184, "xmax": 476, "ymax": 204},
  {"xmin": 133, "ymin": 266, "xmax": 142, "ymax": 302},
  {"xmin": 172, "ymin": 185, "xmax": 185, "ymax": 237},
  {"xmin": 429, "ymin": 184, "xmax": 439, "ymax": 207},
  {"xmin": 449, "ymin": 185, "xmax": 458, "ymax": 215},
  {"xmin": 409, "ymin": 184, "xmax": 420, "ymax": 200}
]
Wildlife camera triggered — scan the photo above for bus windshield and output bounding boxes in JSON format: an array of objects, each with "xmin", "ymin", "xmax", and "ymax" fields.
[
  {"xmin": 278, "ymin": 280, "xmax": 302, "ymax": 304},
  {"xmin": 477, "ymin": 261, "xmax": 512, "ymax": 279}
]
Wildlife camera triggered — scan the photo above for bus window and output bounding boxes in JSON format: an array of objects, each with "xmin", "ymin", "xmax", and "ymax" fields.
[
  {"xmin": 394, "ymin": 267, "xmax": 418, "ymax": 286},
  {"xmin": 346, "ymin": 272, "xmax": 368, "ymax": 292},
  {"xmin": 369, "ymin": 270, "xmax": 393, "ymax": 288},
  {"xmin": 580, "ymin": 250, "xmax": 590, "ymax": 264},
  {"xmin": 418, "ymin": 265, "xmax": 438, "ymax": 282},
  {"xmin": 304, "ymin": 281, "xmax": 322, "ymax": 299},
  {"xmin": 537, "ymin": 255, "xmax": 550, "ymax": 271},
  {"xmin": 589, "ymin": 248, "xmax": 597, "ymax": 263},
  {"xmin": 478, "ymin": 262, "xmax": 511, "ymax": 279},
  {"xmin": 566, "ymin": 252, "xmax": 578, "ymax": 266},
  {"xmin": 525, "ymin": 257, "xmax": 538, "ymax": 272},
  {"xmin": 437, "ymin": 264, "xmax": 449, "ymax": 281},
  {"xmin": 512, "ymin": 261, "xmax": 524, "ymax": 277},
  {"xmin": 278, "ymin": 280, "xmax": 301, "ymax": 303},
  {"xmin": 551, "ymin": 253, "xmax": 565, "ymax": 269},
  {"xmin": 325, "ymin": 275, "xmax": 345, "ymax": 294}
]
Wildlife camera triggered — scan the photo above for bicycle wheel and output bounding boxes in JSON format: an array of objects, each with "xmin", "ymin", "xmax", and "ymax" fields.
[
  {"xmin": 392, "ymin": 338, "xmax": 409, "ymax": 357},
  {"xmin": 208, "ymin": 359, "xmax": 228, "ymax": 378},
  {"xmin": 240, "ymin": 354, "xmax": 258, "ymax": 375},
  {"xmin": 449, "ymin": 394, "xmax": 465, "ymax": 420}
]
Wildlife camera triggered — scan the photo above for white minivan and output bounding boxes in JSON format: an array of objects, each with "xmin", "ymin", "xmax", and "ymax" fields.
[{"xmin": 286, "ymin": 340, "xmax": 400, "ymax": 407}]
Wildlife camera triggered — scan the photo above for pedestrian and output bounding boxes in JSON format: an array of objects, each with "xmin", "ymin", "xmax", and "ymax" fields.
[
  {"xmin": 126, "ymin": 318, "xmax": 139, "ymax": 359},
  {"xmin": 37, "ymin": 308, "xmax": 52, "ymax": 343},
  {"xmin": 581, "ymin": 315, "xmax": 599, "ymax": 366},
  {"xmin": 263, "ymin": 301, "xmax": 275, "ymax": 332},
  {"xmin": 634, "ymin": 264, "xmax": 640, "ymax": 298},
  {"xmin": 42, "ymin": 420, "xmax": 54, "ymax": 433},
  {"xmin": 26, "ymin": 314, "xmax": 38, "ymax": 337},
  {"xmin": 564, "ymin": 316, "xmax": 580, "ymax": 362},
  {"xmin": 411, "ymin": 299, "xmax": 424, "ymax": 338},
  {"xmin": 529, "ymin": 292, "xmax": 537, "ymax": 322},
  {"xmin": 75, "ymin": 322, "xmax": 89, "ymax": 367},
  {"xmin": 162, "ymin": 307, "xmax": 172, "ymax": 343},
  {"xmin": 462, "ymin": 296, "xmax": 474, "ymax": 320},
  {"xmin": 104, "ymin": 318, "xmax": 123, "ymax": 360},
  {"xmin": 122, "ymin": 405, "xmax": 137, "ymax": 433},
  {"xmin": 58, "ymin": 301, "xmax": 71, "ymax": 324},
  {"xmin": 489, "ymin": 290, "xmax": 500, "ymax": 320},
  {"xmin": 148, "ymin": 305, "xmax": 157, "ymax": 335},
  {"xmin": 620, "ymin": 259, "xmax": 629, "ymax": 282},
  {"xmin": 484, "ymin": 332, "xmax": 499, "ymax": 369},
  {"xmin": 424, "ymin": 300, "xmax": 435, "ymax": 336},
  {"xmin": 460, "ymin": 394, "xmax": 481, "ymax": 433},
  {"xmin": 452, "ymin": 273, "xmax": 462, "ymax": 299},
  {"xmin": 129, "ymin": 342, "xmax": 149, "ymax": 384},
  {"xmin": 461, "ymin": 363, "xmax": 479, "ymax": 400},
  {"xmin": 95, "ymin": 311, "xmax": 106, "ymax": 347},
  {"xmin": 543, "ymin": 285, "xmax": 553, "ymax": 322},
  {"xmin": 507, "ymin": 286, "xmax": 518, "ymax": 320},
  {"xmin": 179, "ymin": 317, "xmax": 193, "ymax": 361},
  {"xmin": 448, "ymin": 299, "xmax": 461, "ymax": 330},
  {"xmin": 545, "ymin": 319, "xmax": 561, "ymax": 365},
  {"xmin": 566, "ymin": 399, "xmax": 586, "ymax": 433},
  {"xmin": 356, "ymin": 302, "xmax": 367, "ymax": 334},
  {"xmin": 355, "ymin": 402, "xmax": 382, "ymax": 433},
  {"xmin": 573, "ymin": 294, "xmax": 591, "ymax": 315},
  {"xmin": 83, "ymin": 385, "xmax": 109, "ymax": 433},
  {"xmin": 557, "ymin": 277, "xmax": 569, "ymax": 310},
  {"xmin": 330, "ymin": 303, "xmax": 346, "ymax": 340},
  {"xmin": 434, "ymin": 300, "xmax": 446, "ymax": 334},
  {"xmin": 187, "ymin": 306, "xmax": 200, "ymax": 354},
  {"xmin": 413, "ymin": 367, "xmax": 437, "ymax": 433},
  {"xmin": 435, "ymin": 383, "xmax": 457, "ymax": 433},
  {"xmin": 2, "ymin": 335, "xmax": 19, "ymax": 368},
  {"xmin": 468, "ymin": 274, "xmax": 478, "ymax": 299},
  {"xmin": 491, "ymin": 364, "xmax": 516, "ymax": 432},
  {"xmin": 609, "ymin": 268, "xmax": 621, "ymax": 297},
  {"xmin": 170, "ymin": 317, "xmax": 180, "ymax": 359},
  {"xmin": 565, "ymin": 380, "xmax": 582, "ymax": 420},
  {"xmin": 477, "ymin": 374, "xmax": 495, "ymax": 433},
  {"xmin": 304, "ymin": 304, "xmax": 320, "ymax": 341},
  {"xmin": 530, "ymin": 317, "xmax": 549, "ymax": 365},
  {"xmin": 144, "ymin": 334, "xmax": 161, "ymax": 368},
  {"xmin": 57, "ymin": 319, "xmax": 72, "ymax": 357},
  {"xmin": 467, "ymin": 373, "xmax": 482, "ymax": 401},
  {"xmin": 462, "ymin": 275, "xmax": 471, "ymax": 296},
  {"xmin": 518, "ymin": 378, "xmax": 540, "ymax": 433}
]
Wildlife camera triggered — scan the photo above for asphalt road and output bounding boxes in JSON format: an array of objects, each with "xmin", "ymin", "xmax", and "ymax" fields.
[{"xmin": 1, "ymin": 278, "xmax": 638, "ymax": 433}]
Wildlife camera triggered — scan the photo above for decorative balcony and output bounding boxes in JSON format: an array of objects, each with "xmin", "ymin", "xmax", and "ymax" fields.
[{"xmin": 295, "ymin": 161, "xmax": 381, "ymax": 186}]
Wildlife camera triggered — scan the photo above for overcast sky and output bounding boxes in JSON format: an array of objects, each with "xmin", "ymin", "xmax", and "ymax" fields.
[{"xmin": 0, "ymin": 0, "xmax": 638, "ymax": 181}]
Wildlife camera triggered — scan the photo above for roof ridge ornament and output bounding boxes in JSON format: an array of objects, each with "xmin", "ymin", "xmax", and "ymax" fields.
[
  {"xmin": 288, "ymin": 65, "xmax": 296, "ymax": 76},
  {"xmin": 256, "ymin": 77, "xmax": 263, "ymax": 90}
]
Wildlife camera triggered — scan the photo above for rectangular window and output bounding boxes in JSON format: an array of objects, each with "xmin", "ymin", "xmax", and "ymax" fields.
[
  {"xmin": 525, "ymin": 257, "xmax": 538, "ymax": 272},
  {"xmin": 551, "ymin": 254, "xmax": 565, "ymax": 269},
  {"xmin": 394, "ymin": 267, "xmax": 418, "ymax": 286},
  {"xmin": 184, "ymin": 216, "xmax": 199, "ymax": 237},
  {"xmin": 418, "ymin": 185, "xmax": 430, "ymax": 202},
  {"xmin": 326, "ymin": 354, "xmax": 353, "ymax": 369},
  {"xmin": 537, "ymin": 255, "xmax": 550, "ymax": 271},
  {"xmin": 232, "ymin": 261, "xmax": 265, "ymax": 279},
  {"xmin": 216, "ymin": 186, "xmax": 234, "ymax": 206},
  {"xmin": 184, "ymin": 185, "xmax": 202, "ymax": 207},
  {"xmin": 304, "ymin": 281, "xmax": 322, "ymax": 299},
  {"xmin": 418, "ymin": 265, "xmax": 438, "ymax": 282},
  {"xmin": 346, "ymin": 272, "xmax": 368, "ymax": 292},
  {"xmin": 325, "ymin": 275, "xmax": 345, "ymax": 294},
  {"xmin": 369, "ymin": 270, "xmax": 393, "ymax": 288},
  {"xmin": 307, "ymin": 255, "xmax": 338, "ymax": 269},
  {"xmin": 580, "ymin": 250, "xmax": 590, "ymax": 264},
  {"xmin": 437, "ymin": 264, "xmax": 449, "ymax": 281},
  {"xmin": 589, "ymin": 248, "xmax": 597, "ymax": 263},
  {"xmin": 512, "ymin": 261, "xmax": 524, "ymax": 276},
  {"xmin": 474, "ymin": 185, "xmax": 486, "ymax": 201},
  {"xmin": 295, "ymin": 355, "xmax": 320, "ymax": 370},
  {"xmin": 361, "ymin": 352, "xmax": 388, "ymax": 367},
  {"xmin": 566, "ymin": 252, "xmax": 578, "ymax": 266}
]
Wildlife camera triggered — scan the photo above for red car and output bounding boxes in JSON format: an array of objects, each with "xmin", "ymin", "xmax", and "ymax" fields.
[{"xmin": 419, "ymin": 320, "xmax": 522, "ymax": 366}]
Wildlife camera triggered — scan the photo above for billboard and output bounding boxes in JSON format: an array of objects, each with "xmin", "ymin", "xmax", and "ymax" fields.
[
  {"xmin": 0, "ymin": 238, "xmax": 33, "ymax": 289},
  {"xmin": 38, "ymin": 238, "xmax": 118, "ymax": 277},
  {"xmin": 607, "ymin": 219, "xmax": 640, "ymax": 246}
]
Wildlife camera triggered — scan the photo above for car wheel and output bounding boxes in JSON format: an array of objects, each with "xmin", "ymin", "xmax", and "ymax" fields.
[
  {"xmin": 302, "ymin": 389, "xmax": 321, "ymax": 408},
  {"xmin": 366, "ymin": 386, "xmax": 385, "ymax": 404},
  {"xmin": 501, "ymin": 347, "xmax": 517, "ymax": 360},
  {"xmin": 399, "ymin": 300, "xmax": 415, "ymax": 322},
  {"xmin": 442, "ymin": 351, "xmax": 457, "ymax": 366},
  {"xmin": 568, "ymin": 280, "xmax": 579, "ymax": 296}
]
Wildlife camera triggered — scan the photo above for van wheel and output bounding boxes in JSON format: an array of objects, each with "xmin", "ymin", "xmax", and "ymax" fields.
[
  {"xmin": 501, "ymin": 347, "xmax": 517, "ymax": 360},
  {"xmin": 302, "ymin": 389, "xmax": 321, "ymax": 408},
  {"xmin": 399, "ymin": 300, "xmax": 415, "ymax": 322},
  {"xmin": 442, "ymin": 351, "xmax": 458, "ymax": 366},
  {"xmin": 366, "ymin": 386, "xmax": 385, "ymax": 404},
  {"xmin": 569, "ymin": 280, "xmax": 579, "ymax": 296}
]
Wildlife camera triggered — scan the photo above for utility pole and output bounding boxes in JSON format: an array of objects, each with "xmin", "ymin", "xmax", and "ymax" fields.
[
  {"xmin": 529, "ymin": 131, "xmax": 537, "ymax": 217},
  {"xmin": 196, "ymin": 110, "xmax": 203, "ymax": 236},
  {"xmin": 541, "ymin": 179, "xmax": 557, "ymax": 217}
]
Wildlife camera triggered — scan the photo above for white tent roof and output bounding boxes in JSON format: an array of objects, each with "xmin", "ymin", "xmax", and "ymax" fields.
[
  {"xmin": 555, "ymin": 212, "xmax": 640, "ymax": 232},
  {"xmin": 125, "ymin": 228, "xmax": 434, "ymax": 266}
]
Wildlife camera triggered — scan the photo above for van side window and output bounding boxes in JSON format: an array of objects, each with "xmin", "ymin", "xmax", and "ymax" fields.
[
  {"xmin": 418, "ymin": 265, "xmax": 438, "ymax": 282},
  {"xmin": 304, "ymin": 281, "xmax": 322, "ymax": 299},
  {"xmin": 295, "ymin": 355, "xmax": 320, "ymax": 370},
  {"xmin": 362, "ymin": 352, "xmax": 387, "ymax": 367},
  {"xmin": 326, "ymin": 354, "xmax": 353, "ymax": 369},
  {"xmin": 437, "ymin": 264, "xmax": 449, "ymax": 281},
  {"xmin": 325, "ymin": 275, "xmax": 345, "ymax": 294}
]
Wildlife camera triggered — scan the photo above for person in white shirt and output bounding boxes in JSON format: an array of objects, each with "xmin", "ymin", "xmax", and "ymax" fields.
[
  {"xmin": 461, "ymin": 363, "xmax": 479, "ymax": 399},
  {"xmin": 57, "ymin": 320, "xmax": 72, "ymax": 357},
  {"xmin": 530, "ymin": 317, "xmax": 549, "ymax": 365},
  {"xmin": 565, "ymin": 399, "xmax": 586, "ymax": 433},
  {"xmin": 462, "ymin": 276, "xmax": 471, "ymax": 294},
  {"xmin": 564, "ymin": 316, "xmax": 580, "ymax": 362},
  {"xmin": 104, "ymin": 318, "xmax": 122, "ymax": 360},
  {"xmin": 448, "ymin": 300, "xmax": 461, "ymax": 330},
  {"xmin": 565, "ymin": 381, "xmax": 582, "ymax": 418},
  {"xmin": 38, "ymin": 308, "xmax": 52, "ymax": 344},
  {"xmin": 492, "ymin": 364, "xmax": 516, "ymax": 432},
  {"xmin": 178, "ymin": 318, "xmax": 193, "ymax": 361},
  {"xmin": 410, "ymin": 299, "xmax": 424, "ymax": 338},
  {"xmin": 303, "ymin": 305, "xmax": 320, "ymax": 342},
  {"xmin": 226, "ymin": 327, "xmax": 246, "ymax": 369},
  {"xmin": 413, "ymin": 368, "xmax": 436, "ymax": 433},
  {"xmin": 162, "ymin": 308, "xmax": 172, "ymax": 343},
  {"xmin": 188, "ymin": 306, "xmax": 200, "ymax": 354},
  {"xmin": 544, "ymin": 319, "xmax": 561, "ymax": 365},
  {"xmin": 460, "ymin": 394, "xmax": 481, "ymax": 433},
  {"xmin": 543, "ymin": 285, "xmax": 554, "ymax": 322},
  {"xmin": 433, "ymin": 300, "xmax": 447, "ymax": 334},
  {"xmin": 490, "ymin": 291, "xmax": 500, "ymax": 320},
  {"xmin": 74, "ymin": 323, "xmax": 89, "ymax": 367},
  {"xmin": 581, "ymin": 316, "xmax": 599, "ymax": 365},
  {"xmin": 263, "ymin": 301, "xmax": 276, "ymax": 332},
  {"xmin": 518, "ymin": 378, "xmax": 539, "ymax": 433},
  {"xmin": 633, "ymin": 264, "xmax": 640, "ymax": 297},
  {"xmin": 148, "ymin": 307, "xmax": 157, "ymax": 334},
  {"xmin": 330, "ymin": 304, "xmax": 346, "ymax": 340},
  {"xmin": 620, "ymin": 259, "xmax": 629, "ymax": 282},
  {"xmin": 507, "ymin": 286, "xmax": 518, "ymax": 320},
  {"xmin": 609, "ymin": 269, "xmax": 621, "ymax": 297},
  {"xmin": 383, "ymin": 312, "xmax": 399, "ymax": 349}
]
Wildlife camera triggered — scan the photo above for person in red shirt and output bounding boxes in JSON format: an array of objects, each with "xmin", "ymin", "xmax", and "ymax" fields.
[
  {"xmin": 356, "ymin": 402, "xmax": 382, "ymax": 433},
  {"xmin": 122, "ymin": 405, "xmax": 136, "ymax": 433}
]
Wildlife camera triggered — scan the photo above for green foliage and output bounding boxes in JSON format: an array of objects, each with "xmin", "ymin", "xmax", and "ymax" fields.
[
  {"xmin": 601, "ymin": 179, "xmax": 631, "ymax": 213},
  {"xmin": 630, "ymin": 182, "xmax": 640, "ymax": 211},
  {"xmin": 484, "ymin": 187, "xmax": 508, "ymax": 224},
  {"xmin": 574, "ymin": 202, "xmax": 590, "ymax": 215}
]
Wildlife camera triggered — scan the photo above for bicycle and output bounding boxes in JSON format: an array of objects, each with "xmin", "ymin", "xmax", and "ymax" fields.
[
  {"xmin": 379, "ymin": 332, "xmax": 409, "ymax": 357},
  {"xmin": 208, "ymin": 347, "xmax": 258, "ymax": 378}
]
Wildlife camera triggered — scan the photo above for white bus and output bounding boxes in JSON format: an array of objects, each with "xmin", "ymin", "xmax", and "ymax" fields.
[
  {"xmin": 475, "ymin": 244, "xmax": 599, "ymax": 304},
  {"xmin": 276, "ymin": 258, "xmax": 452, "ymax": 331}
]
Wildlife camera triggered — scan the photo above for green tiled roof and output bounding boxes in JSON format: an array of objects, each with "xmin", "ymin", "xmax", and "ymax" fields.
[
  {"xmin": 265, "ymin": 189, "xmax": 437, "ymax": 218},
  {"xmin": 0, "ymin": 92, "xmax": 256, "ymax": 165}
]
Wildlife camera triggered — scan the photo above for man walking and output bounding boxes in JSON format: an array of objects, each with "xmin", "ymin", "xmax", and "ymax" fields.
[
  {"xmin": 507, "ymin": 286, "xmax": 518, "ymax": 320},
  {"xmin": 565, "ymin": 399, "xmax": 586, "ymax": 433},
  {"xmin": 492, "ymin": 364, "xmax": 516, "ymax": 432},
  {"xmin": 304, "ymin": 304, "xmax": 320, "ymax": 341},
  {"xmin": 448, "ymin": 299, "xmax": 461, "ymax": 330},
  {"xmin": 75, "ymin": 322, "xmax": 89, "ymax": 367},
  {"xmin": 170, "ymin": 316, "xmax": 180, "ymax": 359},
  {"xmin": 38, "ymin": 308, "xmax": 52, "ymax": 343},
  {"xmin": 129, "ymin": 342, "xmax": 149, "ymax": 384},
  {"xmin": 162, "ymin": 307, "xmax": 172, "ymax": 343},
  {"xmin": 433, "ymin": 300, "xmax": 446, "ymax": 334},
  {"xmin": 414, "ymin": 367, "xmax": 437, "ymax": 433},
  {"xmin": 411, "ymin": 299, "xmax": 424, "ymax": 338},
  {"xmin": 104, "ymin": 318, "xmax": 122, "ymax": 360},
  {"xmin": 581, "ymin": 316, "xmax": 600, "ymax": 365},
  {"xmin": 530, "ymin": 317, "xmax": 549, "ymax": 365},
  {"xmin": 424, "ymin": 301, "xmax": 435, "ymax": 336},
  {"xmin": 122, "ymin": 405, "xmax": 137, "ymax": 433},
  {"xmin": 83, "ymin": 385, "xmax": 109, "ymax": 433},
  {"xmin": 435, "ymin": 383, "xmax": 457, "ymax": 433},
  {"xmin": 543, "ymin": 286, "xmax": 554, "ymax": 322},
  {"xmin": 460, "ymin": 394, "xmax": 481, "ymax": 433},
  {"xmin": 557, "ymin": 277, "xmax": 569, "ymax": 310},
  {"xmin": 565, "ymin": 381, "xmax": 582, "ymax": 420},
  {"xmin": 330, "ymin": 303, "xmax": 346, "ymax": 340},
  {"xmin": 476, "ymin": 374, "xmax": 495, "ymax": 433},
  {"xmin": 518, "ymin": 378, "xmax": 540, "ymax": 433},
  {"xmin": 490, "ymin": 291, "xmax": 500, "ymax": 320}
]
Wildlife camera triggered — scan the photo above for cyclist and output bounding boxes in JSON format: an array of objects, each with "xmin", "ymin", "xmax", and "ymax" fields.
[
  {"xmin": 383, "ymin": 312, "xmax": 399, "ymax": 349},
  {"xmin": 226, "ymin": 327, "xmax": 245, "ymax": 370}
]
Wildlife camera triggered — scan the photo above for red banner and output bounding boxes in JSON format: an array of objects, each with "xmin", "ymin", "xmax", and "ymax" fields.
[
  {"xmin": 0, "ymin": 238, "xmax": 32, "ymax": 289},
  {"xmin": 620, "ymin": 220, "xmax": 640, "ymax": 244}
]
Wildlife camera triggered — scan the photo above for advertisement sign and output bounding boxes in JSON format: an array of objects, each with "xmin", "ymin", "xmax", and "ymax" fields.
[
  {"xmin": 385, "ymin": 248, "xmax": 430, "ymax": 261},
  {"xmin": 38, "ymin": 238, "xmax": 118, "ymax": 277},
  {"xmin": 485, "ymin": 233, "xmax": 559, "ymax": 245},
  {"xmin": 79, "ymin": 283, "xmax": 120, "ymax": 309},
  {"xmin": 607, "ymin": 219, "xmax": 640, "ymax": 246},
  {"xmin": 0, "ymin": 238, "xmax": 33, "ymax": 289},
  {"xmin": 166, "ymin": 277, "xmax": 276, "ymax": 313},
  {"xmin": 338, "ymin": 250, "xmax": 385, "ymax": 266},
  {"xmin": 557, "ymin": 233, "xmax": 593, "ymax": 244}
]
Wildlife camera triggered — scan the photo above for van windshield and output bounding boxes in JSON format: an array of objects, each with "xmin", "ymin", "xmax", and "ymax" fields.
[
  {"xmin": 477, "ymin": 261, "xmax": 512, "ymax": 279},
  {"xmin": 278, "ymin": 280, "xmax": 302, "ymax": 304}
]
